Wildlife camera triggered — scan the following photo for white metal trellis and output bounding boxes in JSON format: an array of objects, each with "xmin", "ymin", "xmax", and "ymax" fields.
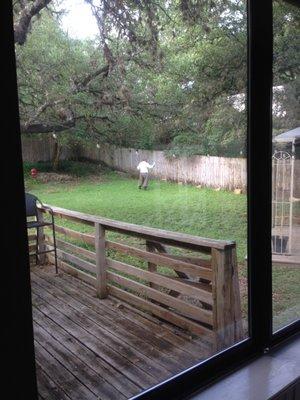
[{"xmin": 272, "ymin": 150, "xmax": 294, "ymax": 255}]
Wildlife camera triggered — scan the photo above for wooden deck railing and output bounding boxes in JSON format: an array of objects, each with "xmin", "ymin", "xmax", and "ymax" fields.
[{"xmin": 39, "ymin": 205, "xmax": 243, "ymax": 350}]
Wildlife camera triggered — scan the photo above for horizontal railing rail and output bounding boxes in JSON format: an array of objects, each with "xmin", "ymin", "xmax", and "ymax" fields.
[
  {"xmin": 42, "ymin": 205, "xmax": 235, "ymax": 252},
  {"xmin": 38, "ymin": 204, "xmax": 243, "ymax": 350}
]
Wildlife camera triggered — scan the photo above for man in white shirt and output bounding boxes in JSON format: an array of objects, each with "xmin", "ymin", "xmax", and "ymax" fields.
[{"xmin": 137, "ymin": 160, "xmax": 155, "ymax": 189}]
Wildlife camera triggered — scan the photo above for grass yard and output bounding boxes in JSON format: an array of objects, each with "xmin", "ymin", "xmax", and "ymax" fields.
[
  {"xmin": 25, "ymin": 161, "xmax": 299, "ymax": 330},
  {"xmin": 25, "ymin": 162, "xmax": 247, "ymax": 257}
]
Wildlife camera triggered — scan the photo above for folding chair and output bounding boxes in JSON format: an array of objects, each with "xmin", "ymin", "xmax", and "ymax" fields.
[{"xmin": 25, "ymin": 193, "xmax": 58, "ymax": 273}]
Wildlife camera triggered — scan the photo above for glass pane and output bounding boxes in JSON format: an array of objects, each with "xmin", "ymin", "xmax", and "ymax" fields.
[
  {"xmin": 15, "ymin": 0, "xmax": 248, "ymax": 397},
  {"xmin": 272, "ymin": 0, "xmax": 300, "ymax": 331}
]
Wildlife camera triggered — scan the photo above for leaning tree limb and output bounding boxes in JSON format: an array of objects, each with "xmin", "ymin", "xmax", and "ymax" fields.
[{"xmin": 20, "ymin": 120, "xmax": 75, "ymax": 134}]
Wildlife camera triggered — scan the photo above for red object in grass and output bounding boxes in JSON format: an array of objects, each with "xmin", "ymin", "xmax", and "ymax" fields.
[{"xmin": 30, "ymin": 168, "xmax": 38, "ymax": 178}]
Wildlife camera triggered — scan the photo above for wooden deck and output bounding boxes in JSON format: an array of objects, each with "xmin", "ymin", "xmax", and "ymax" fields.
[{"xmin": 32, "ymin": 265, "xmax": 211, "ymax": 400}]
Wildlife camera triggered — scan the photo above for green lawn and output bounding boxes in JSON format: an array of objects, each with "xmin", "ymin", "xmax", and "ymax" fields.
[
  {"xmin": 26, "ymin": 165, "xmax": 247, "ymax": 259},
  {"xmin": 25, "ymin": 161, "xmax": 299, "ymax": 330}
]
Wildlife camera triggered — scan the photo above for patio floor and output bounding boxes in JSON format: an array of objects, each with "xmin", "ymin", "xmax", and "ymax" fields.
[{"xmin": 31, "ymin": 265, "xmax": 211, "ymax": 400}]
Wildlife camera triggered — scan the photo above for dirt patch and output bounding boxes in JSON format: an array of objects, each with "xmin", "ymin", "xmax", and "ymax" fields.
[
  {"xmin": 85, "ymin": 174, "xmax": 107, "ymax": 183},
  {"xmin": 36, "ymin": 172, "xmax": 77, "ymax": 183},
  {"xmin": 115, "ymin": 170, "xmax": 129, "ymax": 177}
]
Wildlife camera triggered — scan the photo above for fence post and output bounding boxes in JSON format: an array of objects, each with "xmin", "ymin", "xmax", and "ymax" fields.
[
  {"xmin": 95, "ymin": 222, "xmax": 107, "ymax": 298},
  {"xmin": 37, "ymin": 208, "xmax": 46, "ymax": 264},
  {"xmin": 211, "ymin": 245, "xmax": 243, "ymax": 351}
]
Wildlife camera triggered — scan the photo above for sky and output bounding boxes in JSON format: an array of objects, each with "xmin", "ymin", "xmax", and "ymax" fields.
[{"xmin": 59, "ymin": 0, "xmax": 98, "ymax": 39}]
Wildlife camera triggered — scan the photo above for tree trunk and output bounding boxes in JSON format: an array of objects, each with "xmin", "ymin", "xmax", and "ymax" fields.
[{"xmin": 52, "ymin": 141, "xmax": 61, "ymax": 171}]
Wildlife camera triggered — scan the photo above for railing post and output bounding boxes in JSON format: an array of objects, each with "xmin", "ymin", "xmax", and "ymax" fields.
[
  {"xmin": 211, "ymin": 245, "xmax": 243, "ymax": 351},
  {"xmin": 95, "ymin": 222, "xmax": 107, "ymax": 298},
  {"xmin": 145, "ymin": 241, "xmax": 158, "ymax": 288},
  {"xmin": 37, "ymin": 208, "xmax": 46, "ymax": 264}
]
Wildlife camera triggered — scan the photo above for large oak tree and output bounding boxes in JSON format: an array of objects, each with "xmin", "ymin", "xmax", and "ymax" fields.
[{"xmin": 14, "ymin": 0, "xmax": 299, "ymax": 157}]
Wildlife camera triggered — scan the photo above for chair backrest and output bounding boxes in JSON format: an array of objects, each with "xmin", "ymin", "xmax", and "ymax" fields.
[{"xmin": 25, "ymin": 193, "xmax": 39, "ymax": 217}]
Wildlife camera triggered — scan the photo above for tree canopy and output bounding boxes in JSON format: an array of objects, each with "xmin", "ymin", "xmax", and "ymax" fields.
[{"xmin": 14, "ymin": 0, "xmax": 299, "ymax": 157}]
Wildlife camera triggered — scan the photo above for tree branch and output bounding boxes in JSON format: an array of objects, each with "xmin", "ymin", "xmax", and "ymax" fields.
[
  {"xmin": 14, "ymin": 0, "xmax": 53, "ymax": 45},
  {"xmin": 20, "ymin": 120, "xmax": 75, "ymax": 134}
]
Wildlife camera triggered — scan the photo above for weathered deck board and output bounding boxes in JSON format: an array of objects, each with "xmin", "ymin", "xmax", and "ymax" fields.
[
  {"xmin": 35, "ymin": 363, "xmax": 71, "ymax": 400},
  {"xmin": 32, "ymin": 293, "xmax": 159, "ymax": 389},
  {"xmin": 34, "ymin": 273, "xmax": 198, "ymax": 368},
  {"xmin": 34, "ymin": 323, "xmax": 126, "ymax": 400},
  {"xmin": 32, "ymin": 280, "xmax": 181, "ymax": 378},
  {"xmin": 56, "ymin": 269, "xmax": 211, "ymax": 356},
  {"xmin": 35, "ymin": 341, "xmax": 97, "ymax": 400},
  {"xmin": 32, "ymin": 265, "xmax": 211, "ymax": 400},
  {"xmin": 33, "ymin": 307, "xmax": 137, "ymax": 398}
]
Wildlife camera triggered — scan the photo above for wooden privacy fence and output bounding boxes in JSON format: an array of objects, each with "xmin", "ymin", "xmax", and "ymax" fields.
[
  {"xmin": 39, "ymin": 205, "xmax": 243, "ymax": 350},
  {"xmin": 21, "ymin": 136, "xmax": 73, "ymax": 163},
  {"xmin": 22, "ymin": 138, "xmax": 300, "ymax": 193},
  {"xmin": 81, "ymin": 144, "xmax": 247, "ymax": 191}
]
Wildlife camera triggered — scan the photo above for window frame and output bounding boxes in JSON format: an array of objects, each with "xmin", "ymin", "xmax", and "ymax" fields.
[
  {"xmin": 132, "ymin": 0, "xmax": 300, "ymax": 398},
  {"xmin": 2, "ymin": 0, "xmax": 299, "ymax": 399},
  {"xmin": 1, "ymin": 2, "xmax": 38, "ymax": 399}
]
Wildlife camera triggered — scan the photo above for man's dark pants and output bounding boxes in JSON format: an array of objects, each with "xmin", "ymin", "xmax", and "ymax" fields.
[{"xmin": 138, "ymin": 173, "xmax": 149, "ymax": 189}]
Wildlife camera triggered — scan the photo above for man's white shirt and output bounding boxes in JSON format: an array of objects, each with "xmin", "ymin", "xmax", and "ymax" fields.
[{"xmin": 137, "ymin": 161, "xmax": 155, "ymax": 173}]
